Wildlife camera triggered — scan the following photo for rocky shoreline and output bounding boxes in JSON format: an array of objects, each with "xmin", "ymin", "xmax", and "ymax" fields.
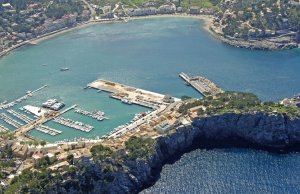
[
  {"xmin": 48, "ymin": 112, "xmax": 300, "ymax": 194},
  {"xmin": 209, "ymin": 25, "xmax": 299, "ymax": 51}
]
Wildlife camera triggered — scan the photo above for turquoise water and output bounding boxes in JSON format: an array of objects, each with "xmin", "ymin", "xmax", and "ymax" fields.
[{"xmin": 1, "ymin": 17, "xmax": 300, "ymax": 193}]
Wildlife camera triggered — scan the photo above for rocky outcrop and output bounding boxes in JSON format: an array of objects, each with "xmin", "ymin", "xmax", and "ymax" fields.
[{"xmin": 48, "ymin": 112, "xmax": 300, "ymax": 194}]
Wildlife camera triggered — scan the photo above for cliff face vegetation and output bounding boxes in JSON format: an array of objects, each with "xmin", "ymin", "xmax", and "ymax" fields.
[{"xmin": 6, "ymin": 113, "xmax": 300, "ymax": 194}]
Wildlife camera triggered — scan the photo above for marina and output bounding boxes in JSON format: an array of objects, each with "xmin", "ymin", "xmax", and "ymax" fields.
[
  {"xmin": 53, "ymin": 117, "xmax": 94, "ymax": 133},
  {"xmin": 0, "ymin": 85, "xmax": 48, "ymax": 110},
  {"xmin": 74, "ymin": 108, "xmax": 109, "ymax": 121},
  {"xmin": 0, "ymin": 113, "xmax": 24, "ymax": 128},
  {"xmin": 179, "ymin": 72, "xmax": 224, "ymax": 96},
  {"xmin": 7, "ymin": 109, "xmax": 33, "ymax": 124},
  {"xmin": 35, "ymin": 125, "xmax": 62, "ymax": 136}
]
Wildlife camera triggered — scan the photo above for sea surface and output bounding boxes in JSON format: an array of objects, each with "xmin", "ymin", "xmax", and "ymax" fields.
[{"xmin": 0, "ymin": 17, "xmax": 300, "ymax": 192}]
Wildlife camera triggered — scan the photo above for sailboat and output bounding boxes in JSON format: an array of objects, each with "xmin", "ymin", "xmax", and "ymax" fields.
[{"xmin": 60, "ymin": 59, "xmax": 69, "ymax": 71}]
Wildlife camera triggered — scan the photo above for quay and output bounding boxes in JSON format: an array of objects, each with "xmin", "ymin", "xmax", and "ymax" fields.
[
  {"xmin": 53, "ymin": 117, "xmax": 94, "ymax": 133},
  {"xmin": 179, "ymin": 72, "xmax": 224, "ymax": 96},
  {"xmin": 74, "ymin": 108, "xmax": 109, "ymax": 121},
  {"xmin": 87, "ymin": 79, "xmax": 180, "ymax": 109},
  {"xmin": 0, "ymin": 113, "xmax": 23, "ymax": 128},
  {"xmin": 7, "ymin": 110, "xmax": 33, "ymax": 124},
  {"xmin": 35, "ymin": 125, "xmax": 62, "ymax": 136},
  {"xmin": 0, "ymin": 124, "xmax": 9, "ymax": 132}
]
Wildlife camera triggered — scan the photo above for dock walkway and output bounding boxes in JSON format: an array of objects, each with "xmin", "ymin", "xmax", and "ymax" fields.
[
  {"xmin": 74, "ymin": 108, "xmax": 109, "ymax": 121},
  {"xmin": 0, "ymin": 113, "xmax": 23, "ymax": 128},
  {"xmin": 179, "ymin": 72, "xmax": 224, "ymax": 96},
  {"xmin": 36, "ymin": 125, "xmax": 62, "ymax": 136},
  {"xmin": 0, "ymin": 85, "xmax": 48, "ymax": 110},
  {"xmin": 7, "ymin": 110, "xmax": 33, "ymax": 124},
  {"xmin": 53, "ymin": 117, "xmax": 94, "ymax": 133}
]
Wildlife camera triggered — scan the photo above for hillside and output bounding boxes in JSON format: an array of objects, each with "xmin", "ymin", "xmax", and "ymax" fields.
[{"xmin": 210, "ymin": 0, "xmax": 300, "ymax": 50}]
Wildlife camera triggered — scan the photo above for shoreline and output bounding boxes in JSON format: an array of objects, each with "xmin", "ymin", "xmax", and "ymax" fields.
[
  {"xmin": 0, "ymin": 14, "xmax": 214, "ymax": 59},
  {"xmin": 1, "ymin": 12, "xmax": 298, "ymax": 60}
]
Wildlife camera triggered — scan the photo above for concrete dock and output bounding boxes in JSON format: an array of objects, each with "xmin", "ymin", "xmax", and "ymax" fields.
[
  {"xmin": 35, "ymin": 125, "xmax": 62, "ymax": 136},
  {"xmin": 0, "ymin": 85, "xmax": 48, "ymax": 110},
  {"xmin": 87, "ymin": 79, "xmax": 180, "ymax": 109},
  {"xmin": 179, "ymin": 72, "xmax": 224, "ymax": 96},
  {"xmin": 53, "ymin": 117, "xmax": 94, "ymax": 133},
  {"xmin": 0, "ymin": 113, "xmax": 23, "ymax": 128},
  {"xmin": 7, "ymin": 110, "xmax": 33, "ymax": 124}
]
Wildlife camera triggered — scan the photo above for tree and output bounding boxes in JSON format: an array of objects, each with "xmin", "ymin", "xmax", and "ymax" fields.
[
  {"xmin": 67, "ymin": 154, "xmax": 74, "ymax": 165},
  {"xmin": 40, "ymin": 141, "xmax": 47, "ymax": 147}
]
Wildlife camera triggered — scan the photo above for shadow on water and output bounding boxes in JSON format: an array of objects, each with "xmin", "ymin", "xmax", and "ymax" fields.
[{"xmin": 144, "ymin": 137, "xmax": 300, "ymax": 190}]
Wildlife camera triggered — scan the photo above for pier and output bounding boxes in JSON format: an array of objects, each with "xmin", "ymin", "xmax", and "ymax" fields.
[
  {"xmin": 0, "ymin": 113, "xmax": 23, "ymax": 128},
  {"xmin": 35, "ymin": 125, "xmax": 62, "ymax": 136},
  {"xmin": 87, "ymin": 79, "xmax": 180, "ymax": 109},
  {"xmin": 7, "ymin": 110, "xmax": 33, "ymax": 124},
  {"xmin": 53, "ymin": 117, "xmax": 94, "ymax": 132},
  {"xmin": 74, "ymin": 108, "xmax": 109, "ymax": 121},
  {"xmin": 60, "ymin": 104, "xmax": 77, "ymax": 114},
  {"xmin": 179, "ymin": 72, "xmax": 224, "ymax": 96},
  {"xmin": 0, "ymin": 85, "xmax": 48, "ymax": 110}
]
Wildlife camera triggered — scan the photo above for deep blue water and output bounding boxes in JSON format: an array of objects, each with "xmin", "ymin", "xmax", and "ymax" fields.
[
  {"xmin": 142, "ymin": 149, "xmax": 300, "ymax": 194},
  {"xmin": 0, "ymin": 17, "xmax": 300, "ymax": 192}
]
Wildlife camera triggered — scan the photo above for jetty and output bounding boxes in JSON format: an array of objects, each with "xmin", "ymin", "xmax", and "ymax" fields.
[
  {"xmin": 35, "ymin": 125, "xmax": 62, "ymax": 136},
  {"xmin": 0, "ymin": 113, "xmax": 23, "ymax": 128},
  {"xmin": 53, "ymin": 117, "xmax": 94, "ymax": 132},
  {"xmin": 179, "ymin": 72, "xmax": 224, "ymax": 96},
  {"xmin": 87, "ymin": 79, "xmax": 180, "ymax": 109},
  {"xmin": 60, "ymin": 104, "xmax": 77, "ymax": 114},
  {"xmin": 74, "ymin": 108, "xmax": 109, "ymax": 121},
  {"xmin": 7, "ymin": 109, "xmax": 33, "ymax": 124},
  {"xmin": 0, "ymin": 85, "xmax": 48, "ymax": 110}
]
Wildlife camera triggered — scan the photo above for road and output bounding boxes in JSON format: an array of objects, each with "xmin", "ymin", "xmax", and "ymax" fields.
[{"xmin": 82, "ymin": 0, "xmax": 96, "ymax": 20}]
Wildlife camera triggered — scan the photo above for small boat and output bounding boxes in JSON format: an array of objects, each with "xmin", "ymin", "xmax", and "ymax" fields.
[
  {"xmin": 60, "ymin": 67, "xmax": 69, "ymax": 71},
  {"xmin": 60, "ymin": 59, "xmax": 69, "ymax": 71},
  {"xmin": 97, "ymin": 90, "xmax": 102, "ymax": 93}
]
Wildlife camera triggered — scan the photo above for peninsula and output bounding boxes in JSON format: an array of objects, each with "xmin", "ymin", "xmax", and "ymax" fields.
[{"xmin": 1, "ymin": 74, "xmax": 300, "ymax": 193}]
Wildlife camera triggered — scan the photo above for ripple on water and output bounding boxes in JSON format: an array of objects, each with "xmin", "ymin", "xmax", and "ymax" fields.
[{"xmin": 141, "ymin": 149, "xmax": 300, "ymax": 194}]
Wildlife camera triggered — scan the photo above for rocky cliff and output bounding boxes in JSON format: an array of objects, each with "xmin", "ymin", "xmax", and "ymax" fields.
[{"xmin": 48, "ymin": 112, "xmax": 300, "ymax": 194}]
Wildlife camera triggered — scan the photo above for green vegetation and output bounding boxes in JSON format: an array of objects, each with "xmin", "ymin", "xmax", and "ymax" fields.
[
  {"xmin": 214, "ymin": 0, "xmax": 300, "ymax": 39},
  {"xmin": 90, "ymin": 144, "xmax": 114, "ymax": 161},
  {"xmin": 179, "ymin": 91, "xmax": 300, "ymax": 118},
  {"xmin": 0, "ymin": 132, "xmax": 14, "ymax": 140},
  {"xmin": 125, "ymin": 136, "xmax": 155, "ymax": 160},
  {"xmin": 46, "ymin": 0, "xmax": 84, "ymax": 19},
  {"xmin": 4, "ymin": 169, "xmax": 59, "ymax": 194},
  {"xmin": 181, "ymin": 95, "xmax": 192, "ymax": 101}
]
